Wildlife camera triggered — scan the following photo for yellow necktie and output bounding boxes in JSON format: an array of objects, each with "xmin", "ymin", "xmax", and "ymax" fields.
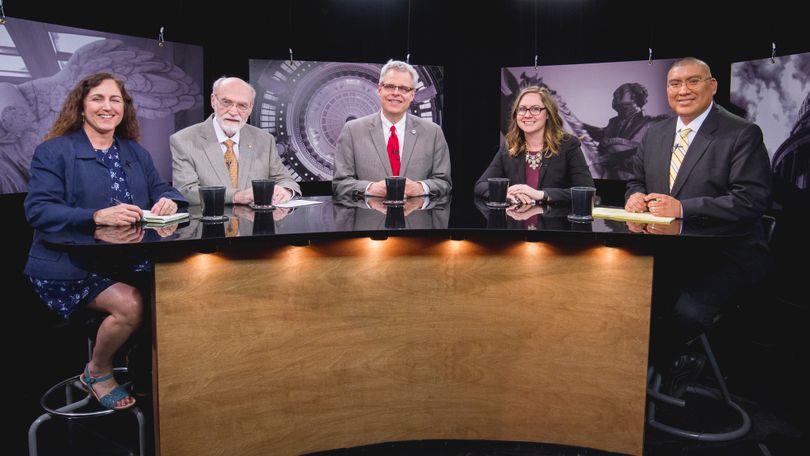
[
  {"xmin": 223, "ymin": 139, "xmax": 238, "ymax": 187},
  {"xmin": 225, "ymin": 217, "xmax": 239, "ymax": 237},
  {"xmin": 669, "ymin": 127, "xmax": 691, "ymax": 190}
]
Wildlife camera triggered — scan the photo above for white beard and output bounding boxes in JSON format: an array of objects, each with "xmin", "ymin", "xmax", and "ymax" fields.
[{"xmin": 215, "ymin": 113, "xmax": 246, "ymax": 136}]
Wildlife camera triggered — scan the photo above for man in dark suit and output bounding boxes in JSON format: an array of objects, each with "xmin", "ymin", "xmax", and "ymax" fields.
[
  {"xmin": 332, "ymin": 60, "xmax": 452, "ymax": 199},
  {"xmin": 624, "ymin": 57, "xmax": 772, "ymax": 396},
  {"xmin": 625, "ymin": 58, "xmax": 771, "ymax": 220}
]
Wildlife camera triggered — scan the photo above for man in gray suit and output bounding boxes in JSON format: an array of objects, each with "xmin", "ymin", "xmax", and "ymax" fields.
[
  {"xmin": 332, "ymin": 60, "xmax": 452, "ymax": 199},
  {"xmin": 171, "ymin": 77, "xmax": 300, "ymax": 205}
]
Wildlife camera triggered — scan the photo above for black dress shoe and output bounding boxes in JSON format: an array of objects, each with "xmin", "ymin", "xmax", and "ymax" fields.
[{"xmin": 661, "ymin": 353, "xmax": 706, "ymax": 398}]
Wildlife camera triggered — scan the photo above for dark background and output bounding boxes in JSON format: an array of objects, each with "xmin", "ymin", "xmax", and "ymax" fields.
[{"xmin": 5, "ymin": 1, "xmax": 808, "ymax": 454}]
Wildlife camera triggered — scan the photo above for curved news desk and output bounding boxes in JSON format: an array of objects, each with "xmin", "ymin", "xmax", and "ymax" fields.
[{"xmin": 45, "ymin": 196, "xmax": 750, "ymax": 456}]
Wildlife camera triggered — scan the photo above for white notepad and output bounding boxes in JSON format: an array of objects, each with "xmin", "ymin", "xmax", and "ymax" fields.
[{"xmin": 141, "ymin": 210, "xmax": 190, "ymax": 225}]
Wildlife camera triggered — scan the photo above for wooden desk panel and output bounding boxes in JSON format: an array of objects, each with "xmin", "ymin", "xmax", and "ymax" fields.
[{"xmin": 155, "ymin": 237, "xmax": 652, "ymax": 455}]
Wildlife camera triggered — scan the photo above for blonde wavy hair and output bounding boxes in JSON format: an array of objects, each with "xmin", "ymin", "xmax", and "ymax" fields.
[{"xmin": 505, "ymin": 86, "xmax": 568, "ymax": 158}]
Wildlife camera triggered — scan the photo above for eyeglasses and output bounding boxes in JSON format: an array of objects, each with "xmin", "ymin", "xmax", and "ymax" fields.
[
  {"xmin": 215, "ymin": 96, "xmax": 252, "ymax": 113},
  {"xmin": 517, "ymin": 105, "xmax": 547, "ymax": 116},
  {"xmin": 380, "ymin": 83, "xmax": 415, "ymax": 94},
  {"xmin": 667, "ymin": 77, "xmax": 714, "ymax": 90}
]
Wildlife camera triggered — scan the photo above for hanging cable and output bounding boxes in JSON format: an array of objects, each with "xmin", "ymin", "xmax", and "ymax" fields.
[
  {"xmin": 0, "ymin": 0, "xmax": 6, "ymax": 25},
  {"xmin": 768, "ymin": 3, "xmax": 776, "ymax": 64},
  {"xmin": 158, "ymin": 27, "xmax": 165, "ymax": 47},
  {"xmin": 288, "ymin": 0, "xmax": 294, "ymax": 64},
  {"xmin": 405, "ymin": 0, "xmax": 412, "ymax": 63},
  {"xmin": 533, "ymin": 0, "xmax": 539, "ymax": 69},
  {"xmin": 647, "ymin": 3, "xmax": 654, "ymax": 64}
]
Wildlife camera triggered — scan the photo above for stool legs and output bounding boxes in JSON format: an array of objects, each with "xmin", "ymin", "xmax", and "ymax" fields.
[
  {"xmin": 28, "ymin": 370, "xmax": 146, "ymax": 456},
  {"xmin": 647, "ymin": 334, "xmax": 752, "ymax": 441},
  {"xmin": 28, "ymin": 403, "xmax": 145, "ymax": 456}
]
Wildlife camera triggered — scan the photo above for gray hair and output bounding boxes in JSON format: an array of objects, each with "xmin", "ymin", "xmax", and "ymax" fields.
[
  {"xmin": 379, "ymin": 59, "xmax": 420, "ymax": 88},
  {"xmin": 212, "ymin": 76, "xmax": 257, "ymax": 101}
]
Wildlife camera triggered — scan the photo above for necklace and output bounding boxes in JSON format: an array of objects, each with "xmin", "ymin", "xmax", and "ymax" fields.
[{"xmin": 525, "ymin": 151, "xmax": 542, "ymax": 170}]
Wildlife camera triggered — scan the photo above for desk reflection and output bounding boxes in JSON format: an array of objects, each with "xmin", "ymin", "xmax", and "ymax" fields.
[
  {"xmin": 333, "ymin": 196, "xmax": 451, "ymax": 231},
  {"xmin": 474, "ymin": 197, "xmax": 571, "ymax": 231}
]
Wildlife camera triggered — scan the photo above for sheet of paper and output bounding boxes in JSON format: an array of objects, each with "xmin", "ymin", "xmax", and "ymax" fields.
[
  {"xmin": 276, "ymin": 199, "xmax": 324, "ymax": 208},
  {"xmin": 592, "ymin": 207, "xmax": 674, "ymax": 224}
]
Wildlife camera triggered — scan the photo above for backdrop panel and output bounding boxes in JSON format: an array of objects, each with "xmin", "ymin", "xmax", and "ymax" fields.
[
  {"xmin": 501, "ymin": 59, "xmax": 676, "ymax": 180},
  {"xmin": 249, "ymin": 60, "xmax": 443, "ymax": 181},
  {"xmin": 731, "ymin": 52, "xmax": 810, "ymax": 190},
  {"xmin": 0, "ymin": 17, "xmax": 204, "ymax": 194}
]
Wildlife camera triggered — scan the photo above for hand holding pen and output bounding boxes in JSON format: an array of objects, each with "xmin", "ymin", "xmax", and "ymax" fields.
[
  {"xmin": 643, "ymin": 193, "xmax": 681, "ymax": 218},
  {"xmin": 91, "ymin": 198, "xmax": 143, "ymax": 226}
]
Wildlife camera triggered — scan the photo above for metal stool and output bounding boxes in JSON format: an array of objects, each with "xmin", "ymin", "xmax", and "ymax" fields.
[
  {"xmin": 28, "ymin": 312, "xmax": 147, "ymax": 456},
  {"xmin": 645, "ymin": 215, "xmax": 776, "ymax": 441},
  {"xmin": 646, "ymin": 333, "xmax": 751, "ymax": 441}
]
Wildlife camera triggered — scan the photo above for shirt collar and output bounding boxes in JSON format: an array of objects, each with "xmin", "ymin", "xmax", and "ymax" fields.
[
  {"xmin": 676, "ymin": 101, "xmax": 713, "ymax": 134},
  {"xmin": 213, "ymin": 116, "xmax": 241, "ymax": 146},
  {"xmin": 380, "ymin": 112, "xmax": 407, "ymax": 133}
]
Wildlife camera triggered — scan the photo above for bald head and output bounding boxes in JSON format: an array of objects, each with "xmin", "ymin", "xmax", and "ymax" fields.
[
  {"xmin": 211, "ymin": 76, "xmax": 255, "ymax": 136},
  {"xmin": 212, "ymin": 77, "xmax": 256, "ymax": 101}
]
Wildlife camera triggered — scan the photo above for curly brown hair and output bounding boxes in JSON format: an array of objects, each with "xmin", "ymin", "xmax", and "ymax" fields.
[
  {"xmin": 505, "ymin": 86, "xmax": 568, "ymax": 158},
  {"xmin": 44, "ymin": 72, "xmax": 140, "ymax": 141}
]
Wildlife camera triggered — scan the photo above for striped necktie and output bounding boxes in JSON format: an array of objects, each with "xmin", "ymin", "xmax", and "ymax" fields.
[{"xmin": 669, "ymin": 127, "xmax": 691, "ymax": 190}]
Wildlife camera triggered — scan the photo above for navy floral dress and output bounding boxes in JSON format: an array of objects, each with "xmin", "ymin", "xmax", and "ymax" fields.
[{"xmin": 30, "ymin": 142, "xmax": 147, "ymax": 319}]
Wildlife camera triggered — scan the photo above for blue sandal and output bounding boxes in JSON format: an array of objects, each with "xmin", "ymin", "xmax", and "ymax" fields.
[{"xmin": 79, "ymin": 364, "xmax": 136, "ymax": 410}]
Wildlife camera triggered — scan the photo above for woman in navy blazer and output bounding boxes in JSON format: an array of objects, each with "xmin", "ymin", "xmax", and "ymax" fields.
[
  {"xmin": 475, "ymin": 86, "xmax": 594, "ymax": 206},
  {"xmin": 24, "ymin": 73, "xmax": 187, "ymax": 410}
]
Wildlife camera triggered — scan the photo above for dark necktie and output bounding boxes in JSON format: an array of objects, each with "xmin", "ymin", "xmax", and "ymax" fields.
[{"xmin": 387, "ymin": 125, "xmax": 400, "ymax": 176}]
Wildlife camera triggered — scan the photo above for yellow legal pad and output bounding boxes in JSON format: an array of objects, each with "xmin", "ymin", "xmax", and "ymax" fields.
[{"xmin": 593, "ymin": 207, "xmax": 674, "ymax": 224}]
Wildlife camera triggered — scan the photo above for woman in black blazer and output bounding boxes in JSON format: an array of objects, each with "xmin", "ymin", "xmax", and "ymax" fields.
[{"xmin": 475, "ymin": 86, "xmax": 594, "ymax": 205}]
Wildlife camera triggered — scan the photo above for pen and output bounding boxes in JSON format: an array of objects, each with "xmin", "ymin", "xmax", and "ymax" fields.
[{"xmin": 112, "ymin": 198, "xmax": 125, "ymax": 205}]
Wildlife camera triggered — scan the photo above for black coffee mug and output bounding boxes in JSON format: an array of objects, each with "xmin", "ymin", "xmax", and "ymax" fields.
[
  {"xmin": 486, "ymin": 178, "xmax": 510, "ymax": 208},
  {"xmin": 384, "ymin": 176, "xmax": 406, "ymax": 205},
  {"xmin": 199, "ymin": 186, "xmax": 226, "ymax": 221},
  {"xmin": 567, "ymin": 186, "xmax": 596, "ymax": 222},
  {"xmin": 251, "ymin": 179, "xmax": 276, "ymax": 209}
]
